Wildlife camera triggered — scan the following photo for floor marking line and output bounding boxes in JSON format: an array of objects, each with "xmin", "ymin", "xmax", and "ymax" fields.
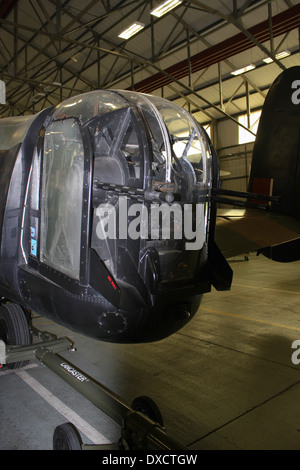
[
  {"xmin": 15, "ymin": 369, "xmax": 111, "ymax": 445},
  {"xmin": 199, "ymin": 306, "xmax": 300, "ymax": 332},
  {"xmin": 0, "ymin": 363, "xmax": 38, "ymax": 376},
  {"xmin": 232, "ymin": 283, "xmax": 300, "ymax": 295}
]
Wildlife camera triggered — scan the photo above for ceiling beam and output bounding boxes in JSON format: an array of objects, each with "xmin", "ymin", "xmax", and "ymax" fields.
[{"xmin": 131, "ymin": 4, "xmax": 300, "ymax": 94}]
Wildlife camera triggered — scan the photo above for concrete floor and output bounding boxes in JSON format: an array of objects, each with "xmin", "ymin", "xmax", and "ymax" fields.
[{"xmin": 1, "ymin": 254, "xmax": 300, "ymax": 450}]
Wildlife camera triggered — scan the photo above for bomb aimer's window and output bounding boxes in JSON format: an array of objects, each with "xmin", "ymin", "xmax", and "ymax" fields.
[{"xmin": 40, "ymin": 119, "xmax": 84, "ymax": 280}]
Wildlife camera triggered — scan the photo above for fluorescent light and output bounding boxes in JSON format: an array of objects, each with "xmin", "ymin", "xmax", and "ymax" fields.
[
  {"xmin": 231, "ymin": 64, "xmax": 256, "ymax": 76},
  {"xmin": 151, "ymin": 0, "xmax": 182, "ymax": 17},
  {"xmin": 0, "ymin": 80, "xmax": 6, "ymax": 105},
  {"xmin": 263, "ymin": 50, "xmax": 291, "ymax": 64},
  {"xmin": 262, "ymin": 57, "xmax": 273, "ymax": 64},
  {"xmin": 32, "ymin": 93, "xmax": 46, "ymax": 102},
  {"xmin": 118, "ymin": 22, "xmax": 145, "ymax": 39}
]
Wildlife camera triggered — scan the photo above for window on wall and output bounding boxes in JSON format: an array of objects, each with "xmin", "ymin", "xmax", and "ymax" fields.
[
  {"xmin": 238, "ymin": 110, "xmax": 261, "ymax": 144},
  {"xmin": 204, "ymin": 125, "xmax": 211, "ymax": 139}
]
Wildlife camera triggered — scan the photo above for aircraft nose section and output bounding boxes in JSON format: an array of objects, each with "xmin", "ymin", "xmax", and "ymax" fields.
[{"xmin": 132, "ymin": 292, "xmax": 203, "ymax": 342}]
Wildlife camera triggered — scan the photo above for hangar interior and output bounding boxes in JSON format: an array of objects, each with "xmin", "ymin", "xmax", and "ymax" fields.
[{"xmin": 0, "ymin": 0, "xmax": 300, "ymax": 450}]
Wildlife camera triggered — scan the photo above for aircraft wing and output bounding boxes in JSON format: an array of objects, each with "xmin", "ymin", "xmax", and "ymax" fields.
[
  {"xmin": 215, "ymin": 208, "xmax": 300, "ymax": 259},
  {"xmin": 215, "ymin": 65, "xmax": 300, "ymax": 263}
]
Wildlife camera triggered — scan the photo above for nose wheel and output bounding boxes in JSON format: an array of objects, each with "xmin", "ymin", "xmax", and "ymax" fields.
[{"xmin": 131, "ymin": 396, "xmax": 164, "ymax": 427}]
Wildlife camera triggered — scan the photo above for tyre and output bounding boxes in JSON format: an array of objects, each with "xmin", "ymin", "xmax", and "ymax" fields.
[
  {"xmin": 0, "ymin": 302, "xmax": 31, "ymax": 369},
  {"xmin": 53, "ymin": 422, "xmax": 83, "ymax": 450},
  {"xmin": 131, "ymin": 395, "xmax": 164, "ymax": 426}
]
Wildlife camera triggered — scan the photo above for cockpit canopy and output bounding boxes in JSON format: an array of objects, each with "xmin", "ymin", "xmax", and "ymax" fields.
[
  {"xmin": 51, "ymin": 89, "xmax": 212, "ymax": 187},
  {"xmin": 36, "ymin": 90, "xmax": 213, "ymax": 285},
  {"xmin": 1, "ymin": 89, "xmax": 214, "ymax": 298}
]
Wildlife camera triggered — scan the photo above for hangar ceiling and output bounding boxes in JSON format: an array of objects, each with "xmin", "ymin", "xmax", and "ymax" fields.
[{"xmin": 0, "ymin": 0, "xmax": 299, "ymax": 133}]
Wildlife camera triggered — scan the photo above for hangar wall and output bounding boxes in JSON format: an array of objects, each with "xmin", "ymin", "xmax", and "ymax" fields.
[{"xmin": 216, "ymin": 118, "xmax": 254, "ymax": 194}]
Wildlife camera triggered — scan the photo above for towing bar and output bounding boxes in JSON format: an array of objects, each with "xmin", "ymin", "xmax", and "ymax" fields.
[{"xmin": 1, "ymin": 329, "xmax": 186, "ymax": 450}]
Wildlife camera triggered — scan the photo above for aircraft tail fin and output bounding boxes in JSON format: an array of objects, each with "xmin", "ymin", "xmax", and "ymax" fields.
[
  {"xmin": 248, "ymin": 66, "xmax": 300, "ymax": 261},
  {"xmin": 248, "ymin": 66, "xmax": 300, "ymax": 221}
]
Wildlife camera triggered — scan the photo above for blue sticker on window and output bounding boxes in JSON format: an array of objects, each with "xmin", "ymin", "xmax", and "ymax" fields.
[
  {"xmin": 31, "ymin": 239, "xmax": 37, "ymax": 257},
  {"xmin": 31, "ymin": 227, "xmax": 36, "ymax": 238}
]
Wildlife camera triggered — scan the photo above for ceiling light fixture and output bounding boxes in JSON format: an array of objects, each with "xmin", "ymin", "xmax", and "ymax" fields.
[
  {"xmin": 32, "ymin": 92, "xmax": 46, "ymax": 102},
  {"xmin": 263, "ymin": 50, "xmax": 291, "ymax": 64},
  {"xmin": 150, "ymin": 0, "xmax": 182, "ymax": 18},
  {"xmin": 0, "ymin": 80, "xmax": 6, "ymax": 105},
  {"xmin": 118, "ymin": 22, "xmax": 145, "ymax": 40},
  {"xmin": 231, "ymin": 64, "xmax": 256, "ymax": 76}
]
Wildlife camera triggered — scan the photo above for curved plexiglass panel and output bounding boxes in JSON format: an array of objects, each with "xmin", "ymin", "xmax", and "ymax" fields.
[
  {"xmin": 0, "ymin": 114, "xmax": 36, "ymax": 150},
  {"xmin": 51, "ymin": 90, "xmax": 129, "ymax": 125},
  {"xmin": 51, "ymin": 89, "xmax": 211, "ymax": 187},
  {"xmin": 139, "ymin": 93, "xmax": 210, "ymax": 185},
  {"xmin": 116, "ymin": 90, "xmax": 211, "ymax": 186},
  {"xmin": 40, "ymin": 119, "xmax": 84, "ymax": 280}
]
